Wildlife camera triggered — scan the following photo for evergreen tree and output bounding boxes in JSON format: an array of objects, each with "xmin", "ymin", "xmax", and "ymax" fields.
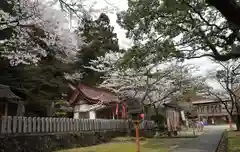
[
  {"xmin": 0, "ymin": 55, "xmax": 72, "ymax": 116},
  {"xmin": 117, "ymin": 0, "xmax": 240, "ymax": 63},
  {"xmin": 0, "ymin": 0, "xmax": 78, "ymax": 116},
  {"xmin": 76, "ymin": 13, "xmax": 120, "ymax": 86}
]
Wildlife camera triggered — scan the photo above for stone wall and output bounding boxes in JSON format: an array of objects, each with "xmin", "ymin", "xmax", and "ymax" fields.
[
  {"xmin": 0, "ymin": 129, "xmax": 155, "ymax": 152},
  {"xmin": 216, "ymin": 131, "xmax": 228, "ymax": 152}
]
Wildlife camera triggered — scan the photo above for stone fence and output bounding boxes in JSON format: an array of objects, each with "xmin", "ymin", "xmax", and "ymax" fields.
[{"xmin": 0, "ymin": 116, "xmax": 155, "ymax": 135}]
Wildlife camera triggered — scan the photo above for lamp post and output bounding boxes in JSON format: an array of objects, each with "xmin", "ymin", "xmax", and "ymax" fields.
[
  {"xmin": 134, "ymin": 113, "xmax": 144, "ymax": 152},
  {"xmin": 134, "ymin": 120, "xmax": 141, "ymax": 152}
]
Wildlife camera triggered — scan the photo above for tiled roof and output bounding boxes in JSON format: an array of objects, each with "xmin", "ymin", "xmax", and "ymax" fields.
[
  {"xmin": 69, "ymin": 84, "xmax": 120, "ymax": 105},
  {"xmin": 79, "ymin": 84, "xmax": 119, "ymax": 102},
  {"xmin": 0, "ymin": 84, "xmax": 21, "ymax": 100}
]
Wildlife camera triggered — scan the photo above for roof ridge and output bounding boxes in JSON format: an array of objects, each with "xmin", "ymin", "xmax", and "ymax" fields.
[{"xmin": 0, "ymin": 84, "xmax": 21, "ymax": 100}]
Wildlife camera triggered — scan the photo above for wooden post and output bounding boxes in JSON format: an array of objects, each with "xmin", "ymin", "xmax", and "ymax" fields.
[
  {"xmin": 4, "ymin": 103, "xmax": 8, "ymax": 117},
  {"xmin": 27, "ymin": 117, "xmax": 32, "ymax": 133},
  {"xmin": 41, "ymin": 117, "xmax": 45, "ymax": 132},
  {"xmin": 135, "ymin": 121, "xmax": 140, "ymax": 152},
  {"xmin": 70, "ymin": 118, "xmax": 74, "ymax": 132},
  {"xmin": 173, "ymin": 111, "xmax": 178, "ymax": 136},
  {"xmin": 37, "ymin": 117, "xmax": 41, "ymax": 132},
  {"xmin": 1, "ymin": 116, "xmax": 7, "ymax": 134},
  {"xmin": 13, "ymin": 116, "xmax": 17, "ymax": 133},
  {"xmin": 53, "ymin": 118, "xmax": 56, "ymax": 132},
  {"xmin": 64, "ymin": 118, "xmax": 68, "ymax": 132},
  {"xmin": 32, "ymin": 117, "xmax": 36, "ymax": 133},
  {"xmin": 49, "ymin": 118, "xmax": 52, "ymax": 132},
  {"xmin": 56, "ymin": 118, "xmax": 60, "ymax": 132},
  {"xmin": 167, "ymin": 117, "xmax": 171, "ymax": 136},
  {"xmin": 45, "ymin": 118, "xmax": 49, "ymax": 132},
  {"xmin": 23, "ymin": 117, "xmax": 27, "ymax": 133},
  {"xmin": 18, "ymin": 117, "xmax": 23, "ymax": 133},
  {"xmin": 60, "ymin": 118, "xmax": 64, "ymax": 132},
  {"xmin": 7, "ymin": 116, "xmax": 12, "ymax": 133}
]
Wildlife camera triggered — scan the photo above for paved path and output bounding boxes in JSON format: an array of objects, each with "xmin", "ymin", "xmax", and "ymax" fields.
[{"xmin": 171, "ymin": 125, "xmax": 227, "ymax": 152}]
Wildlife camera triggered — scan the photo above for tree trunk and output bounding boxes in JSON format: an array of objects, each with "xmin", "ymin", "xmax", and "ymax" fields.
[
  {"xmin": 228, "ymin": 112, "xmax": 239, "ymax": 130},
  {"xmin": 235, "ymin": 103, "xmax": 240, "ymax": 130},
  {"xmin": 152, "ymin": 105, "xmax": 164, "ymax": 137},
  {"xmin": 236, "ymin": 115, "xmax": 240, "ymax": 130},
  {"xmin": 153, "ymin": 106, "xmax": 160, "ymax": 129}
]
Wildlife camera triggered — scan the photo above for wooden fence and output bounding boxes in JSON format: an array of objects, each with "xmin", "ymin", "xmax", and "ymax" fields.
[{"xmin": 0, "ymin": 116, "xmax": 155, "ymax": 134}]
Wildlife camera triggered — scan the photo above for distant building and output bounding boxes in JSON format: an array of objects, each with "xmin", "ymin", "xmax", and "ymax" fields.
[{"xmin": 192, "ymin": 99, "xmax": 236, "ymax": 125}]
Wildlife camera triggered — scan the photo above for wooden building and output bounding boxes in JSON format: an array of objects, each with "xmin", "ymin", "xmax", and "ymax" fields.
[
  {"xmin": 68, "ymin": 84, "xmax": 127, "ymax": 119},
  {"xmin": 0, "ymin": 84, "xmax": 25, "ymax": 117},
  {"xmin": 192, "ymin": 99, "xmax": 236, "ymax": 125}
]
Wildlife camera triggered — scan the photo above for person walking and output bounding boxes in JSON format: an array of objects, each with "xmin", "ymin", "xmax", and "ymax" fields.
[{"xmin": 200, "ymin": 120, "xmax": 204, "ymax": 131}]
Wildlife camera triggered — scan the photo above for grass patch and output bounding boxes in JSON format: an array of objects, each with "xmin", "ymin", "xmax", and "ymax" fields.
[
  {"xmin": 111, "ymin": 136, "xmax": 146, "ymax": 142},
  {"xmin": 228, "ymin": 131, "xmax": 240, "ymax": 152},
  {"xmin": 55, "ymin": 137, "xmax": 192, "ymax": 152}
]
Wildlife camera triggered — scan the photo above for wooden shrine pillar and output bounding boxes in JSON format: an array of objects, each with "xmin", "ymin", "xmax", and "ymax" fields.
[
  {"xmin": 167, "ymin": 117, "xmax": 171, "ymax": 136},
  {"xmin": 166, "ymin": 110, "xmax": 171, "ymax": 136},
  {"xmin": 173, "ymin": 111, "xmax": 178, "ymax": 136},
  {"xmin": 4, "ymin": 102, "xmax": 8, "ymax": 117}
]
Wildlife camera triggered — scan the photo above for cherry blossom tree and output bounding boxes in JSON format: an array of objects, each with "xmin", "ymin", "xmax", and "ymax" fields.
[
  {"xmin": 86, "ymin": 51, "xmax": 206, "ymax": 131},
  {"xmin": 207, "ymin": 59, "xmax": 240, "ymax": 130},
  {"xmin": 0, "ymin": 0, "xmax": 82, "ymax": 65},
  {"xmin": 87, "ymin": 51, "xmax": 205, "ymax": 115}
]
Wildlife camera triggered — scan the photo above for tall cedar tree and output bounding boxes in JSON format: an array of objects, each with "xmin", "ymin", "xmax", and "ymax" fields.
[{"xmin": 76, "ymin": 13, "xmax": 120, "ymax": 86}]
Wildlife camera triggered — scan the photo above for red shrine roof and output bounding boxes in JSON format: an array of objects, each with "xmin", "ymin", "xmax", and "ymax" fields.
[{"xmin": 69, "ymin": 84, "xmax": 120, "ymax": 105}]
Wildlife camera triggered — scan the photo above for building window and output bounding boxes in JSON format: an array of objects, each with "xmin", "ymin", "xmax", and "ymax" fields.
[
  {"xmin": 212, "ymin": 105, "xmax": 215, "ymax": 113},
  {"xmin": 219, "ymin": 104, "xmax": 222, "ymax": 112},
  {"xmin": 215, "ymin": 105, "xmax": 218, "ymax": 113}
]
